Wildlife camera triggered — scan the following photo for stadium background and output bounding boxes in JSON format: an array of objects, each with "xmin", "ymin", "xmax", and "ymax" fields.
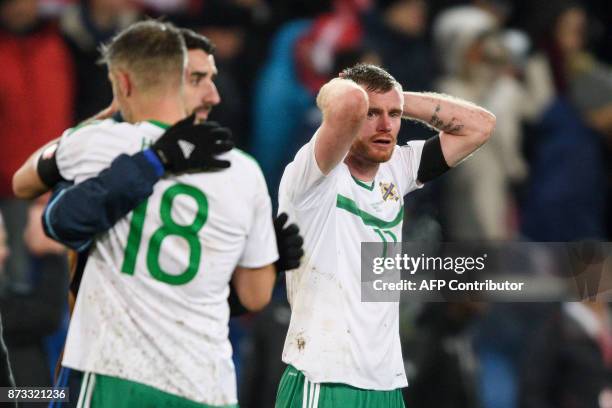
[{"xmin": 0, "ymin": 0, "xmax": 611, "ymax": 407}]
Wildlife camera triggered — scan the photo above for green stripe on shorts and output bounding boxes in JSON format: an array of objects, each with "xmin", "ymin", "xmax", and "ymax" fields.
[{"xmin": 275, "ymin": 365, "xmax": 405, "ymax": 408}]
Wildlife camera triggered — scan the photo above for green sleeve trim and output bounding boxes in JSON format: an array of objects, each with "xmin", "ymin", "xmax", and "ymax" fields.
[
  {"xmin": 336, "ymin": 194, "xmax": 404, "ymax": 229},
  {"xmin": 350, "ymin": 175, "xmax": 375, "ymax": 191}
]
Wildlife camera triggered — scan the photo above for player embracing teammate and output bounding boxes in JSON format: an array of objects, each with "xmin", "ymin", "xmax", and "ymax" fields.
[{"xmin": 13, "ymin": 21, "xmax": 301, "ymax": 408}]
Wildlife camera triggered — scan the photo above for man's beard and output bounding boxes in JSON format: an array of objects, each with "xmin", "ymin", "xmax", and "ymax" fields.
[
  {"xmin": 351, "ymin": 138, "xmax": 394, "ymax": 164},
  {"xmin": 192, "ymin": 105, "xmax": 212, "ymax": 123}
]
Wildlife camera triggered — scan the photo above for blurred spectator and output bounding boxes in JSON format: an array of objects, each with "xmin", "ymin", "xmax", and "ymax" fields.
[
  {"xmin": 472, "ymin": 0, "xmax": 513, "ymax": 25},
  {"xmin": 263, "ymin": 0, "xmax": 333, "ymax": 28},
  {"xmin": 59, "ymin": 0, "xmax": 139, "ymax": 122},
  {"xmin": 522, "ymin": 0, "xmax": 612, "ymax": 137},
  {"xmin": 363, "ymin": 0, "xmax": 436, "ymax": 142},
  {"xmin": 404, "ymin": 302, "xmax": 485, "ymax": 408},
  {"xmin": 239, "ymin": 296, "xmax": 291, "ymax": 408},
  {"xmin": 248, "ymin": 14, "xmax": 314, "ymax": 193},
  {"xmin": 197, "ymin": 1, "xmax": 256, "ymax": 149},
  {"xmin": 136, "ymin": 0, "xmax": 188, "ymax": 14},
  {"xmin": 475, "ymin": 303, "xmax": 559, "ymax": 408},
  {"xmin": 520, "ymin": 1, "xmax": 610, "ymax": 241},
  {"xmin": 433, "ymin": 6, "xmax": 528, "ymax": 241},
  {"xmin": 172, "ymin": 0, "xmax": 277, "ymax": 149},
  {"xmin": 0, "ymin": 0, "xmax": 73, "ymax": 286},
  {"xmin": 520, "ymin": 302, "xmax": 612, "ymax": 408},
  {"xmin": 251, "ymin": 1, "xmax": 374, "ymax": 201},
  {"xmin": 364, "ymin": 0, "xmax": 430, "ymax": 92},
  {"xmin": 0, "ymin": 199, "xmax": 67, "ymax": 402}
]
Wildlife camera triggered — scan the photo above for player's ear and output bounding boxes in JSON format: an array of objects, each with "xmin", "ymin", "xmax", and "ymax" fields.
[
  {"xmin": 108, "ymin": 70, "xmax": 127, "ymax": 99},
  {"xmin": 110, "ymin": 69, "xmax": 132, "ymax": 99},
  {"xmin": 118, "ymin": 70, "xmax": 133, "ymax": 98}
]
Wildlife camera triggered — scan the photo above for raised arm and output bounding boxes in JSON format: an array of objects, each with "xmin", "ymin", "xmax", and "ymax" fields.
[
  {"xmin": 402, "ymin": 92, "xmax": 496, "ymax": 167},
  {"xmin": 314, "ymin": 78, "xmax": 369, "ymax": 175}
]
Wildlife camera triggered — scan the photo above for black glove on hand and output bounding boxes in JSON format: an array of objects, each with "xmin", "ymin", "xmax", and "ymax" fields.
[
  {"xmin": 151, "ymin": 115, "xmax": 234, "ymax": 173},
  {"xmin": 274, "ymin": 213, "xmax": 304, "ymax": 272}
]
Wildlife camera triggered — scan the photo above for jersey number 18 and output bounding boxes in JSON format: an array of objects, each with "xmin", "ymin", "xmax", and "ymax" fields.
[{"xmin": 120, "ymin": 183, "xmax": 208, "ymax": 285}]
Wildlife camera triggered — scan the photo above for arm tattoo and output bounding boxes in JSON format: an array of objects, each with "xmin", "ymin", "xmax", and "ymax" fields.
[
  {"xmin": 429, "ymin": 104, "xmax": 444, "ymax": 128},
  {"xmin": 429, "ymin": 104, "xmax": 464, "ymax": 133}
]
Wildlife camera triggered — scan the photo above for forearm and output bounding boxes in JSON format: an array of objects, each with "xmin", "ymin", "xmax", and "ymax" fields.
[
  {"xmin": 403, "ymin": 92, "xmax": 496, "ymax": 166},
  {"xmin": 403, "ymin": 92, "xmax": 495, "ymax": 137},
  {"xmin": 232, "ymin": 265, "xmax": 276, "ymax": 312},
  {"xmin": 12, "ymin": 140, "xmax": 58, "ymax": 199},
  {"xmin": 228, "ymin": 282, "xmax": 249, "ymax": 317},
  {"xmin": 315, "ymin": 79, "xmax": 368, "ymax": 174}
]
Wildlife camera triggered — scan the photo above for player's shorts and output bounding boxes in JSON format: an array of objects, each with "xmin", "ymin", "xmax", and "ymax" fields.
[
  {"xmin": 73, "ymin": 372, "xmax": 238, "ymax": 408},
  {"xmin": 275, "ymin": 365, "xmax": 406, "ymax": 408}
]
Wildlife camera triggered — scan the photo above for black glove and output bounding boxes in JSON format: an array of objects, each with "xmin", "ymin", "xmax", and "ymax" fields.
[
  {"xmin": 274, "ymin": 213, "xmax": 304, "ymax": 272},
  {"xmin": 151, "ymin": 115, "xmax": 234, "ymax": 173}
]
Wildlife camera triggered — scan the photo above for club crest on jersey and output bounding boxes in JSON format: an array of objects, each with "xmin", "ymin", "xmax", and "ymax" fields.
[{"xmin": 379, "ymin": 182, "xmax": 399, "ymax": 202}]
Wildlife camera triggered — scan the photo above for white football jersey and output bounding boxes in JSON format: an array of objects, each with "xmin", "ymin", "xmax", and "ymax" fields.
[
  {"xmin": 56, "ymin": 119, "xmax": 278, "ymax": 405},
  {"xmin": 278, "ymin": 133, "xmax": 424, "ymax": 390}
]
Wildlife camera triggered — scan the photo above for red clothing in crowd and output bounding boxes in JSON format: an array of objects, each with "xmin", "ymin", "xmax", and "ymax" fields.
[{"xmin": 0, "ymin": 22, "xmax": 74, "ymax": 197}]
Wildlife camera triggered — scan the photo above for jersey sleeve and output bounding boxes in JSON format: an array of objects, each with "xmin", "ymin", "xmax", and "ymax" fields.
[
  {"xmin": 238, "ymin": 164, "xmax": 279, "ymax": 268},
  {"xmin": 55, "ymin": 122, "xmax": 116, "ymax": 183},
  {"xmin": 279, "ymin": 132, "xmax": 340, "ymax": 209},
  {"xmin": 395, "ymin": 140, "xmax": 426, "ymax": 196}
]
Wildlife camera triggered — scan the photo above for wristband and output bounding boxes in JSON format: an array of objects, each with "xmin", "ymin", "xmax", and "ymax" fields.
[{"xmin": 142, "ymin": 148, "xmax": 165, "ymax": 177}]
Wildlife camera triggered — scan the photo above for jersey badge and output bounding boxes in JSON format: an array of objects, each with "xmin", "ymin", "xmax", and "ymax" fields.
[{"xmin": 379, "ymin": 182, "xmax": 399, "ymax": 202}]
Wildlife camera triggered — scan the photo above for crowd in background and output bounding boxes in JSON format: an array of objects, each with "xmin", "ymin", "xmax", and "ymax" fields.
[{"xmin": 1, "ymin": 0, "xmax": 611, "ymax": 407}]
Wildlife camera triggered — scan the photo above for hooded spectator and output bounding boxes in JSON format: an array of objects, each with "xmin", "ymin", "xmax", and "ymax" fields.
[{"xmin": 433, "ymin": 5, "xmax": 529, "ymax": 241}]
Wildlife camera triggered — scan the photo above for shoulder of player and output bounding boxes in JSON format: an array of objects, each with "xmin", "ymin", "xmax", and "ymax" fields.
[
  {"xmin": 180, "ymin": 149, "xmax": 265, "ymax": 185},
  {"xmin": 57, "ymin": 119, "xmax": 142, "ymax": 161},
  {"xmin": 389, "ymin": 141, "xmax": 424, "ymax": 159},
  {"xmin": 372, "ymin": 145, "xmax": 402, "ymax": 169},
  {"xmin": 61, "ymin": 118, "xmax": 124, "ymax": 141},
  {"xmin": 228, "ymin": 148, "xmax": 264, "ymax": 172},
  {"xmin": 379, "ymin": 144, "xmax": 412, "ymax": 175}
]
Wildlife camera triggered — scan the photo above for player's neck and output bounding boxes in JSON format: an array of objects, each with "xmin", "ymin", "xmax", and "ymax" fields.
[
  {"xmin": 344, "ymin": 154, "xmax": 379, "ymax": 182},
  {"xmin": 126, "ymin": 94, "xmax": 186, "ymax": 126}
]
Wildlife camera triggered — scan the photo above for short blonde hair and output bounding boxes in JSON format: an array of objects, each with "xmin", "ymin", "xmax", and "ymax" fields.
[{"xmin": 100, "ymin": 20, "xmax": 186, "ymax": 92}]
